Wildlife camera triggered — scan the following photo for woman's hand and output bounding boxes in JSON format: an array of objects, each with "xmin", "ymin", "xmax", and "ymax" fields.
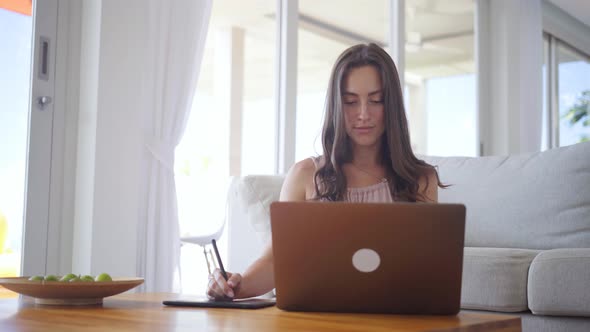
[{"xmin": 206, "ymin": 268, "xmax": 242, "ymax": 300}]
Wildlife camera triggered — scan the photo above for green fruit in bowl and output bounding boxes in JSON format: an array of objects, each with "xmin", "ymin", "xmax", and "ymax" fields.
[
  {"xmin": 69, "ymin": 277, "xmax": 82, "ymax": 282},
  {"xmin": 28, "ymin": 275, "xmax": 44, "ymax": 281},
  {"xmin": 80, "ymin": 275, "xmax": 94, "ymax": 282},
  {"xmin": 44, "ymin": 275, "xmax": 59, "ymax": 281},
  {"xmin": 60, "ymin": 273, "xmax": 78, "ymax": 282},
  {"xmin": 95, "ymin": 273, "xmax": 112, "ymax": 282}
]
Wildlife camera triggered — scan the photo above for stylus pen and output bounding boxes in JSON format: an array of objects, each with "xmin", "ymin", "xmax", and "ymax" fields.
[{"xmin": 211, "ymin": 239, "xmax": 228, "ymax": 281}]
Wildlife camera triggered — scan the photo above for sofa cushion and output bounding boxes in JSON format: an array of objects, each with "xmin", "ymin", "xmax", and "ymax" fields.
[
  {"xmin": 423, "ymin": 141, "xmax": 590, "ymax": 249},
  {"xmin": 528, "ymin": 249, "xmax": 590, "ymax": 317},
  {"xmin": 461, "ymin": 247, "xmax": 540, "ymax": 312}
]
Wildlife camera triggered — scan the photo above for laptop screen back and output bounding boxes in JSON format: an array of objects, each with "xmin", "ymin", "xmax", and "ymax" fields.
[{"xmin": 270, "ymin": 202, "xmax": 466, "ymax": 315}]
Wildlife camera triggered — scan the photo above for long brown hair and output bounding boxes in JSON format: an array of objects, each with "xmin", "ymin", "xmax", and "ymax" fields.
[{"xmin": 314, "ymin": 43, "xmax": 446, "ymax": 202}]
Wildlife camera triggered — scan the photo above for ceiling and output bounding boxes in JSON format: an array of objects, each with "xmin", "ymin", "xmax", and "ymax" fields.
[{"xmin": 549, "ymin": 0, "xmax": 590, "ymax": 27}]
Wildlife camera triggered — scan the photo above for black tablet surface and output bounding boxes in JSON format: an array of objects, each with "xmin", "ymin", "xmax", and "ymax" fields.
[{"xmin": 163, "ymin": 297, "xmax": 276, "ymax": 309}]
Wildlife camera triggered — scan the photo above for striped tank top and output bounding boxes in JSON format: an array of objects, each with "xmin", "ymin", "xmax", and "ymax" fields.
[{"xmin": 311, "ymin": 156, "xmax": 394, "ymax": 203}]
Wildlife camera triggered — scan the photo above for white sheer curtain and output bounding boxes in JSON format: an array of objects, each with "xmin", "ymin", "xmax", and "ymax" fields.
[{"xmin": 137, "ymin": 0, "xmax": 212, "ymax": 292}]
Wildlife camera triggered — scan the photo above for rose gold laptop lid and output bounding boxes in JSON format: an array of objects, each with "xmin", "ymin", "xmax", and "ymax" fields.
[{"xmin": 270, "ymin": 202, "xmax": 466, "ymax": 315}]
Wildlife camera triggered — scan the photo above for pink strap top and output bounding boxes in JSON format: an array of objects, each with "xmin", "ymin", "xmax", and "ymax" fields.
[{"xmin": 311, "ymin": 157, "xmax": 394, "ymax": 203}]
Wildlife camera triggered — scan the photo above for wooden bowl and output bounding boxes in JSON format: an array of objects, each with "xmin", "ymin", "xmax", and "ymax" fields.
[{"xmin": 0, "ymin": 277, "xmax": 144, "ymax": 305}]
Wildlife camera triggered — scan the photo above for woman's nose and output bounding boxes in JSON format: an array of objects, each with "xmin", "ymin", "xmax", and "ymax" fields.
[{"xmin": 358, "ymin": 102, "xmax": 370, "ymax": 119}]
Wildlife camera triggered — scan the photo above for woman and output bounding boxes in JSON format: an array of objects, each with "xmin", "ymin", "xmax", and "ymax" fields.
[{"xmin": 207, "ymin": 43, "xmax": 445, "ymax": 300}]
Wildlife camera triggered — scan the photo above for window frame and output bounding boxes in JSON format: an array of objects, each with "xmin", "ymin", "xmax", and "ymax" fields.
[{"xmin": 544, "ymin": 32, "xmax": 590, "ymax": 148}]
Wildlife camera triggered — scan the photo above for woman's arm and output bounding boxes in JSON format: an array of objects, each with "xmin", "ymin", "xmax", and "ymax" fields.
[
  {"xmin": 237, "ymin": 159, "xmax": 315, "ymax": 297},
  {"xmin": 418, "ymin": 170, "xmax": 439, "ymax": 203},
  {"xmin": 207, "ymin": 158, "xmax": 315, "ymax": 299}
]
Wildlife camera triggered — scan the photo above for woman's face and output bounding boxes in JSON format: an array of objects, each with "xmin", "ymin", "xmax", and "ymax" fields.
[{"xmin": 342, "ymin": 65, "xmax": 385, "ymax": 149}]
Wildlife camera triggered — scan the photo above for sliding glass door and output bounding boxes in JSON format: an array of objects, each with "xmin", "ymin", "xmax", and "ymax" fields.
[
  {"xmin": 0, "ymin": 0, "xmax": 58, "ymax": 292},
  {"xmin": 405, "ymin": 0, "xmax": 476, "ymax": 157},
  {"xmin": 175, "ymin": 0, "xmax": 277, "ymax": 295},
  {"xmin": 556, "ymin": 43, "xmax": 590, "ymax": 146},
  {"xmin": 0, "ymin": 1, "xmax": 33, "ymax": 290}
]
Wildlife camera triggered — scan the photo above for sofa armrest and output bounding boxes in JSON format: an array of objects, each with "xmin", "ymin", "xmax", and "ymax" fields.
[{"xmin": 528, "ymin": 248, "xmax": 590, "ymax": 317}]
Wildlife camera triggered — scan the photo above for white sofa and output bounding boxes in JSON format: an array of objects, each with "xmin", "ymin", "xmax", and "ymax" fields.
[{"xmin": 226, "ymin": 141, "xmax": 590, "ymax": 332}]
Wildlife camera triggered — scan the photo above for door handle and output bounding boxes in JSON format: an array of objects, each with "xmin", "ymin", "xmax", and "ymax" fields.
[{"xmin": 37, "ymin": 96, "xmax": 52, "ymax": 110}]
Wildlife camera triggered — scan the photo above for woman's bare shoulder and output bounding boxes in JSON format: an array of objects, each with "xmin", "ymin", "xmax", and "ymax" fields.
[
  {"xmin": 288, "ymin": 158, "xmax": 317, "ymax": 187},
  {"xmin": 294, "ymin": 157, "xmax": 317, "ymax": 173},
  {"xmin": 280, "ymin": 157, "xmax": 318, "ymax": 201}
]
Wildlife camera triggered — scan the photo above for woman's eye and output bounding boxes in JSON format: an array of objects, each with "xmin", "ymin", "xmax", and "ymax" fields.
[
  {"xmin": 370, "ymin": 100, "xmax": 383, "ymax": 104},
  {"xmin": 343, "ymin": 100, "xmax": 357, "ymax": 105}
]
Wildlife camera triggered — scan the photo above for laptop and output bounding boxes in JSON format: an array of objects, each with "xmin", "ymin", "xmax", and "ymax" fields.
[{"xmin": 270, "ymin": 202, "xmax": 466, "ymax": 315}]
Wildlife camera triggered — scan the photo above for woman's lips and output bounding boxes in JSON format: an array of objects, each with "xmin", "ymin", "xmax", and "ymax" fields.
[{"xmin": 353, "ymin": 126, "xmax": 374, "ymax": 134}]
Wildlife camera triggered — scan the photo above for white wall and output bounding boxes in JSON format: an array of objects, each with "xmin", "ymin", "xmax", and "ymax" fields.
[
  {"xmin": 477, "ymin": 0, "xmax": 543, "ymax": 156},
  {"xmin": 71, "ymin": 0, "xmax": 146, "ymax": 277},
  {"xmin": 71, "ymin": 0, "xmax": 99, "ymax": 276},
  {"xmin": 47, "ymin": 0, "xmax": 81, "ymax": 275}
]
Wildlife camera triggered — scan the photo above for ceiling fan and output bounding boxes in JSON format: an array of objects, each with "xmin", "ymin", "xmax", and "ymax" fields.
[
  {"xmin": 405, "ymin": 31, "xmax": 466, "ymax": 55},
  {"xmin": 405, "ymin": 1, "xmax": 473, "ymax": 54}
]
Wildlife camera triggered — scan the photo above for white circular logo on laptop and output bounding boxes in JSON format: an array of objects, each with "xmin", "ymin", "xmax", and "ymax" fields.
[{"xmin": 352, "ymin": 248, "xmax": 381, "ymax": 272}]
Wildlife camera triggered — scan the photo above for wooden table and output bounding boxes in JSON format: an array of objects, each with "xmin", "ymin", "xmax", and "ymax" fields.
[{"xmin": 0, "ymin": 292, "xmax": 521, "ymax": 331}]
